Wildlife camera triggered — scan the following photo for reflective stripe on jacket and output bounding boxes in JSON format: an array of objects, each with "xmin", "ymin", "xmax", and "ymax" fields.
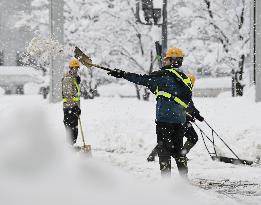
[
  {"xmin": 62, "ymin": 74, "xmax": 81, "ymax": 109},
  {"xmin": 155, "ymin": 87, "xmax": 189, "ymax": 108},
  {"xmin": 122, "ymin": 67, "xmax": 192, "ymax": 124},
  {"xmin": 154, "ymin": 69, "xmax": 193, "ymax": 108}
]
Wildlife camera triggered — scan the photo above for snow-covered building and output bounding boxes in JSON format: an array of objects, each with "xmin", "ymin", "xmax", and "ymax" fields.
[
  {"xmin": 0, "ymin": 66, "xmax": 43, "ymax": 94},
  {"xmin": 0, "ymin": 0, "xmax": 42, "ymax": 94},
  {"xmin": 0, "ymin": 0, "xmax": 32, "ymax": 66}
]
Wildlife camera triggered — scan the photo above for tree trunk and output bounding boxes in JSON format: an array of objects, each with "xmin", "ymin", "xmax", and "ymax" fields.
[
  {"xmin": 142, "ymin": 50, "xmax": 154, "ymax": 101},
  {"xmin": 142, "ymin": 87, "xmax": 151, "ymax": 101},
  {"xmin": 235, "ymin": 54, "xmax": 245, "ymax": 96},
  {"xmin": 135, "ymin": 84, "xmax": 141, "ymax": 100}
]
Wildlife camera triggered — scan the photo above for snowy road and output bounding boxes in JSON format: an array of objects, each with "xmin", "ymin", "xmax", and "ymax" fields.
[
  {"xmin": 83, "ymin": 93, "xmax": 261, "ymax": 205},
  {"xmin": 94, "ymin": 149, "xmax": 261, "ymax": 205},
  {"xmin": 0, "ymin": 94, "xmax": 261, "ymax": 204}
]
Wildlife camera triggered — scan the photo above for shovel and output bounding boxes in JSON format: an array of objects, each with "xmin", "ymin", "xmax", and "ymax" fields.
[
  {"xmin": 74, "ymin": 47, "xmax": 112, "ymax": 72},
  {"xmin": 78, "ymin": 116, "xmax": 92, "ymax": 156}
]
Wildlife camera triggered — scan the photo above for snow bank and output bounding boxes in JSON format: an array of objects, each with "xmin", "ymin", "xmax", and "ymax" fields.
[
  {"xmin": 0, "ymin": 100, "xmax": 237, "ymax": 205},
  {"xmin": 0, "ymin": 85, "xmax": 260, "ymax": 204}
]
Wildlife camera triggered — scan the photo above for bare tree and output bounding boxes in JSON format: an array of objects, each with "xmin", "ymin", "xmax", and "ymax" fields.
[
  {"xmin": 97, "ymin": 0, "xmax": 158, "ymax": 100},
  {"xmin": 200, "ymin": 0, "xmax": 249, "ymax": 95}
]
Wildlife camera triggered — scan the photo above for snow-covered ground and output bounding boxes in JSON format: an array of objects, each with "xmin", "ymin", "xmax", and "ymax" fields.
[{"xmin": 0, "ymin": 88, "xmax": 260, "ymax": 205}]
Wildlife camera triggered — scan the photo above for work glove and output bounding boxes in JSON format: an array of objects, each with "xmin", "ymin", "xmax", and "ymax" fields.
[
  {"xmin": 107, "ymin": 69, "xmax": 125, "ymax": 78},
  {"xmin": 195, "ymin": 114, "xmax": 204, "ymax": 122},
  {"xmin": 186, "ymin": 114, "xmax": 195, "ymax": 122},
  {"xmin": 76, "ymin": 76, "xmax": 81, "ymax": 84}
]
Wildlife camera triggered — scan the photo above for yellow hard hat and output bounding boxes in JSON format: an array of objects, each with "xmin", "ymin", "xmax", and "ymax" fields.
[
  {"xmin": 69, "ymin": 58, "xmax": 80, "ymax": 69},
  {"xmin": 187, "ymin": 73, "xmax": 196, "ymax": 86},
  {"xmin": 164, "ymin": 47, "xmax": 185, "ymax": 59}
]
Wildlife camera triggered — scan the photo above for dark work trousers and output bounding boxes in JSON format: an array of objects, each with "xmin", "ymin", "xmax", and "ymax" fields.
[
  {"xmin": 156, "ymin": 122, "xmax": 188, "ymax": 177},
  {"xmin": 148, "ymin": 121, "xmax": 198, "ymax": 159},
  {"xmin": 63, "ymin": 107, "xmax": 79, "ymax": 145},
  {"xmin": 183, "ymin": 122, "xmax": 198, "ymax": 144}
]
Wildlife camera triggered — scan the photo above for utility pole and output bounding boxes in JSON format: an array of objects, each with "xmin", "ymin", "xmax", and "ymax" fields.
[
  {"xmin": 49, "ymin": 0, "xmax": 64, "ymax": 103},
  {"xmin": 161, "ymin": 0, "xmax": 167, "ymax": 58},
  {"xmin": 252, "ymin": 0, "xmax": 261, "ymax": 102}
]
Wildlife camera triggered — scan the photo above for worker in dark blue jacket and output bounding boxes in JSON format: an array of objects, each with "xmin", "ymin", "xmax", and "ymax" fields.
[
  {"xmin": 147, "ymin": 74, "xmax": 204, "ymax": 162},
  {"xmin": 147, "ymin": 101, "xmax": 204, "ymax": 161},
  {"xmin": 107, "ymin": 47, "xmax": 193, "ymax": 177}
]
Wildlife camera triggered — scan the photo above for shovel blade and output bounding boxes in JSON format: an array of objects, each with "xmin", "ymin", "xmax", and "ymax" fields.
[
  {"xmin": 74, "ymin": 47, "xmax": 93, "ymax": 68},
  {"xmin": 81, "ymin": 144, "xmax": 92, "ymax": 157},
  {"xmin": 211, "ymin": 156, "xmax": 253, "ymax": 165}
]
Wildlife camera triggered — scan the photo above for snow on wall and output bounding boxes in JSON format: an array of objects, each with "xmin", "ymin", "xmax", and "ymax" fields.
[
  {"xmin": 0, "ymin": 66, "xmax": 42, "ymax": 76},
  {"xmin": 0, "ymin": 66, "xmax": 44, "ymax": 85},
  {"xmin": 194, "ymin": 77, "xmax": 231, "ymax": 89}
]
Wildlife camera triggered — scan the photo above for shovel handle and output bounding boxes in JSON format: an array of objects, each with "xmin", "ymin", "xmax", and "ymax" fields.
[
  {"xmin": 88, "ymin": 63, "xmax": 112, "ymax": 72},
  {"xmin": 78, "ymin": 117, "xmax": 86, "ymax": 146},
  {"xmin": 74, "ymin": 46, "xmax": 113, "ymax": 72},
  {"xmin": 204, "ymin": 120, "xmax": 241, "ymax": 160}
]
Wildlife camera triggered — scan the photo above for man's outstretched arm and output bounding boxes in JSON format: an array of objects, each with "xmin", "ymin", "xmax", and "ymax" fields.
[{"xmin": 108, "ymin": 69, "xmax": 160, "ymax": 88}]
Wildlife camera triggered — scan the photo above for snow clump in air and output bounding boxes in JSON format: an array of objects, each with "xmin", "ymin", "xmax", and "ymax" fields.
[{"xmin": 25, "ymin": 33, "xmax": 74, "ymax": 65}]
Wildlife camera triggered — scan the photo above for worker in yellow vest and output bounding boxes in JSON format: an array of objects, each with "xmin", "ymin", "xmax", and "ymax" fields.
[{"xmin": 62, "ymin": 58, "xmax": 81, "ymax": 145}]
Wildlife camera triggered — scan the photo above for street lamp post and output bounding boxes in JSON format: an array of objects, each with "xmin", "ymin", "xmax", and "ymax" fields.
[
  {"xmin": 136, "ymin": 0, "xmax": 167, "ymax": 65},
  {"xmin": 161, "ymin": 0, "xmax": 167, "ymax": 58},
  {"xmin": 49, "ymin": 0, "xmax": 64, "ymax": 103}
]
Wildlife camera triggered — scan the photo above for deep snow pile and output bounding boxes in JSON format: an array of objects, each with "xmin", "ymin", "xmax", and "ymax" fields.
[
  {"xmin": 0, "ymin": 87, "xmax": 260, "ymax": 204},
  {"xmin": 0, "ymin": 97, "xmax": 239, "ymax": 205}
]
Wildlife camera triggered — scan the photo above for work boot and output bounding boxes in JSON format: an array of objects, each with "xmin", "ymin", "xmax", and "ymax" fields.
[
  {"xmin": 181, "ymin": 140, "xmax": 195, "ymax": 155},
  {"xmin": 147, "ymin": 155, "xmax": 155, "ymax": 162},
  {"xmin": 147, "ymin": 145, "xmax": 159, "ymax": 162},
  {"xmin": 175, "ymin": 156, "xmax": 188, "ymax": 177},
  {"xmin": 159, "ymin": 157, "xmax": 171, "ymax": 178}
]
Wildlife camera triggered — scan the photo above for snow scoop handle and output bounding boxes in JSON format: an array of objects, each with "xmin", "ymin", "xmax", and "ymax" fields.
[
  {"xmin": 87, "ymin": 63, "xmax": 112, "ymax": 72},
  {"xmin": 78, "ymin": 117, "xmax": 86, "ymax": 146},
  {"xmin": 72, "ymin": 112, "xmax": 86, "ymax": 146},
  {"xmin": 204, "ymin": 120, "xmax": 241, "ymax": 160}
]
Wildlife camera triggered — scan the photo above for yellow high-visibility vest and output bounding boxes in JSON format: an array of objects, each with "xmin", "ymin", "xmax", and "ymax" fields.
[
  {"xmin": 154, "ymin": 69, "xmax": 192, "ymax": 108},
  {"xmin": 166, "ymin": 68, "xmax": 193, "ymax": 91},
  {"xmin": 63, "ymin": 79, "xmax": 81, "ymax": 103},
  {"xmin": 155, "ymin": 87, "xmax": 189, "ymax": 108}
]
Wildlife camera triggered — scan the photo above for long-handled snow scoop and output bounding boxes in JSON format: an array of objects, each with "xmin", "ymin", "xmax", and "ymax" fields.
[
  {"xmin": 78, "ymin": 117, "xmax": 92, "ymax": 156},
  {"xmin": 193, "ymin": 121, "xmax": 254, "ymax": 166},
  {"xmin": 74, "ymin": 47, "xmax": 113, "ymax": 72}
]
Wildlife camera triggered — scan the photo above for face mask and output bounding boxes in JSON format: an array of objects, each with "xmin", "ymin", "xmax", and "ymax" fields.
[
  {"xmin": 171, "ymin": 58, "xmax": 183, "ymax": 68},
  {"xmin": 69, "ymin": 69, "xmax": 78, "ymax": 76}
]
